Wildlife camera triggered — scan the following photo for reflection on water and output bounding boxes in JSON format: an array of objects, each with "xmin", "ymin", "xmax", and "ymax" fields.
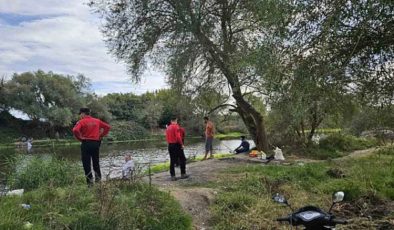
[{"xmin": 7, "ymin": 138, "xmax": 252, "ymax": 179}]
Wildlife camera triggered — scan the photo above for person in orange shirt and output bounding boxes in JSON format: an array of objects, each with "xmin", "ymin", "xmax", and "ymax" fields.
[{"xmin": 203, "ymin": 116, "xmax": 215, "ymax": 160}]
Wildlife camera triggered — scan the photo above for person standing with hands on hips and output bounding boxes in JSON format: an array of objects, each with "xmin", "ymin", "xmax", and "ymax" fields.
[
  {"xmin": 166, "ymin": 117, "xmax": 189, "ymax": 181},
  {"xmin": 73, "ymin": 108, "xmax": 111, "ymax": 185}
]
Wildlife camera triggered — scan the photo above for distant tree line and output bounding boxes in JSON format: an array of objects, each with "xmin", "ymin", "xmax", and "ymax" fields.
[{"xmin": 0, "ymin": 70, "xmax": 235, "ymax": 141}]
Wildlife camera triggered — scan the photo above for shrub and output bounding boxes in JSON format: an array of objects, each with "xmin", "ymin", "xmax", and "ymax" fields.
[
  {"xmin": 0, "ymin": 182, "xmax": 192, "ymax": 230},
  {"xmin": 8, "ymin": 155, "xmax": 84, "ymax": 191},
  {"xmin": 319, "ymin": 133, "xmax": 378, "ymax": 152},
  {"xmin": 302, "ymin": 145, "xmax": 344, "ymax": 160},
  {"xmin": 109, "ymin": 120, "xmax": 149, "ymax": 141},
  {"xmin": 376, "ymin": 146, "xmax": 394, "ymax": 156},
  {"xmin": 1, "ymin": 156, "xmax": 192, "ymax": 230}
]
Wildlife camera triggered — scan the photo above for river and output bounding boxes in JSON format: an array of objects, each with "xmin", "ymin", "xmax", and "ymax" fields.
[{"xmin": 0, "ymin": 138, "xmax": 249, "ymax": 180}]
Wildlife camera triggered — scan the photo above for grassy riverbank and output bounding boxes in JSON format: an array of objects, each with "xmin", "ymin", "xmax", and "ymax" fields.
[
  {"xmin": 1, "ymin": 134, "xmax": 390, "ymax": 229},
  {"xmin": 292, "ymin": 133, "xmax": 379, "ymax": 160},
  {"xmin": 0, "ymin": 156, "xmax": 192, "ymax": 230},
  {"xmin": 209, "ymin": 146, "xmax": 394, "ymax": 229}
]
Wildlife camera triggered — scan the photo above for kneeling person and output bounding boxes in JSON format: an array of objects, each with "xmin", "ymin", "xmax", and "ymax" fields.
[{"xmin": 122, "ymin": 154, "xmax": 135, "ymax": 179}]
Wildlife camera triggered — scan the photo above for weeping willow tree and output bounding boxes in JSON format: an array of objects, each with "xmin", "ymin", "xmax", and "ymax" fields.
[
  {"xmin": 90, "ymin": 0, "xmax": 393, "ymax": 149},
  {"xmin": 90, "ymin": 0, "xmax": 293, "ymax": 151}
]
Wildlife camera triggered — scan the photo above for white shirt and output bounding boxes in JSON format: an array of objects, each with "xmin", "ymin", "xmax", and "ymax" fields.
[{"xmin": 122, "ymin": 160, "xmax": 135, "ymax": 178}]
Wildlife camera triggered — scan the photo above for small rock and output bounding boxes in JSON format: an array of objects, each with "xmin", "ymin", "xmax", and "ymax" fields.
[
  {"xmin": 326, "ymin": 168, "xmax": 346, "ymax": 178},
  {"xmin": 23, "ymin": 222, "xmax": 33, "ymax": 229}
]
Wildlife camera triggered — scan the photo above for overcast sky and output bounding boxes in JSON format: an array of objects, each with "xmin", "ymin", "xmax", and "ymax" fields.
[{"xmin": 0, "ymin": 0, "xmax": 167, "ymax": 95}]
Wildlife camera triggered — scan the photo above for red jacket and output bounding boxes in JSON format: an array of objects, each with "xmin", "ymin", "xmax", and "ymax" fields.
[
  {"xmin": 166, "ymin": 123, "xmax": 183, "ymax": 145},
  {"xmin": 179, "ymin": 126, "xmax": 185, "ymax": 142},
  {"xmin": 72, "ymin": 116, "xmax": 111, "ymax": 141}
]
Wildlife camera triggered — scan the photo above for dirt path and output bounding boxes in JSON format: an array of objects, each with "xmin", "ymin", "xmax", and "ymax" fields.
[
  {"xmin": 148, "ymin": 156, "xmax": 258, "ymax": 229},
  {"xmin": 147, "ymin": 147, "xmax": 381, "ymax": 229}
]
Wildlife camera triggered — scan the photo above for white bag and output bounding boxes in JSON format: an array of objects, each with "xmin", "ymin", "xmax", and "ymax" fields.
[
  {"xmin": 7, "ymin": 189, "xmax": 24, "ymax": 196},
  {"xmin": 274, "ymin": 147, "xmax": 285, "ymax": 160},
  {"xmin": 260, "ymin": 151, "xmax": 266, "ymax": 160}
]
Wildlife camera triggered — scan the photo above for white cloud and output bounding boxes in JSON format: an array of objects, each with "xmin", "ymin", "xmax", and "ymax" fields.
[
  {"xmin": 0, "ymin": 0, "xmax": 89, "ymax": 17},
  {"xmin": 0, "ymin": 0, "xmax": 167, "ymax": 95}
]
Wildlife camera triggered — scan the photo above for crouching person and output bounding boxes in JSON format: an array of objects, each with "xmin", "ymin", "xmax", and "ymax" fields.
[{"xmin": 122, "ymin": 154, "xmax": 135, "ymax": 180}]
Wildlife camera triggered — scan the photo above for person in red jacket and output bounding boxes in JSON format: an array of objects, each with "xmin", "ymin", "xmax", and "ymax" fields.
[
  {"xmin": 174, "ymin": 122, "xmax": 186, "ymax": 167},
  {"xmin": 73, "ymin": 108, "xmax": 111, "ymax": 185},
  {"xmin": 166, "ymin": 117, "xmax": 189, "ymax": 181}
]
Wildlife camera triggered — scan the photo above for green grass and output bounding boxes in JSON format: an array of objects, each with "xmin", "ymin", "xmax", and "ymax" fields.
[
  {"xmin": 319, "ymin": 133, "xmax": 378, "ymax": 152},
  {"xmin": 150, "ymin": 162, "xmax": 171, "ymax": 174},
  {"xmin": 0, "ymin": 148, "xmax": 18, "ymax": 182},
  {"xmin": 0, "ymin": 127, "xmax": 21, "ymax": 144},
  {"xmin": 1, "ymin": 156, "xmax": 192, "ymax": 230},
  {"xmin": 295, "ymin": 133, "xmax": 380, "ymax": 160},
  {"xmin": 7, "ymin": 156, "xmax": 84, "ymax": 191},
  {"xmin": 210, "ymin": 148, "xmax": 394, "ymax": 229},
  {"xmin": 0, "ymin": 182, "xmax": 192, "ymax": 230},
  {"xmin": 375, "ymin": 145, "xmax": 394, "ymax": 156}
]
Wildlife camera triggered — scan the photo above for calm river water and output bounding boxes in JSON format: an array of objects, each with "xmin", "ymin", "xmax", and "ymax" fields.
[{"xmin": 1, "ymin": 138, "xmax": 250, "ymax": 180}]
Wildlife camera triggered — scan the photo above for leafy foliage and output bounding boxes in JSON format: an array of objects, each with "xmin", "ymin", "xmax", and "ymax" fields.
[
  {"xmin": 8, "ymin": 155, "xmax": 84, "ymax": 191},
  {"xmin": 348, "ymin": 105, "xmax": 394, "ymax": 135},
  {"xmin": 4, "ymin": 71, "xmax": 85, "ymax": 124},
  {"xmin": 1, "ymin": 157, "xmax": 192, "ymax": 229},
  {"xmin": 109, "ymin": 120, "xmax": 149, "ymax": 141},
  {"xmin": 319, "ymin": 133, "xmax": 378, "ymax": 152},
  {"xmin": 101, "ymin": 93, "xmax": 144, "ymax": 121}
]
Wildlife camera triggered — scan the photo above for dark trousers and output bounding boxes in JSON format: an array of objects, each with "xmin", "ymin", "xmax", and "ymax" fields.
[
  {"xmin": 81, "ymin": 140, "xmax": 101, "ymax": 184},
  {"xmin": 235, "ymin": 148, "xmax": 249, "ymax": 154},
  {"xmin": 168, "ymin": 143, "xmax": 186, "ymax": 177}
]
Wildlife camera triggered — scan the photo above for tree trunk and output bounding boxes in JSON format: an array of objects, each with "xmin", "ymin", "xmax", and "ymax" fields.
[
  {"xmin": 232, "ymin": 92, "xmax": 269, "ymax": 152},
  {"xmin": 191, "ymin": 14, "xmax": 269, "ymax": 151},
  {"xmin": 307, "ymin": 104, "xmax": 324, "ymax": 143}
]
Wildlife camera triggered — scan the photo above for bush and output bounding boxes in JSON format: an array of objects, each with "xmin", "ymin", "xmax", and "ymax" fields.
[
  {"xmin": 109, "ymin": 120, "xmax": 149, "ymax": 141},
  {"xmin": 8, "ymin": 155, "xmax": 84, "ymax": 191},
  {"xmin": 348, "ymin": 106, "xmax": 394, "ymax": 136},
  {"xmin": 0, "ymin": 182, "xmax": 192, "ymax": 230},
  {"xmin": 319, "ymin": 133, "xmax": 378, "ymax": 152},
  {"xmin": 0, "ymin": 148, "xmax": 18, "ymax": 184},
  {"xmin": 1, "ymin": 156, "xmax": 192, "ymax": 230},
  {"xmin": 302, "ymin": 145, "xmax": 344, "ymax": 160},
  {"xmin": 376, "ymin": 146, "xmax": 394, "ymax": 156}
]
